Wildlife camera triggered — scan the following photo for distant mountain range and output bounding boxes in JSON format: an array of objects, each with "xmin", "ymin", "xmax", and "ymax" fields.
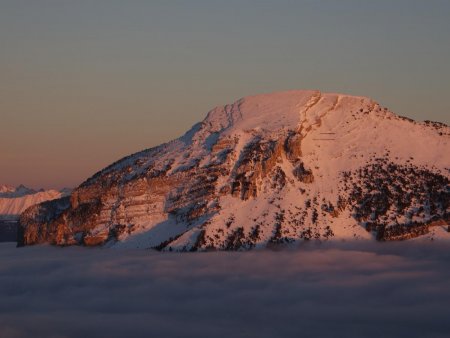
[
  {"xmin": 18, "ymin": 90, "xmax": 450, "ymax": 249},
  {"xmin": 0, "ymin": 185, "xmax": 71, "ymax": 221},
  {"xmin": 0, "ymin": 184, "xmax": 37, "ymax": 198}
]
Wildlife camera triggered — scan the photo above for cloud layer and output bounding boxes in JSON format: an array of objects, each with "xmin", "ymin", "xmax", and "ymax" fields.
[{"xmin": 1, "ymin": 242, "xmax": 450, "ymax": 338}]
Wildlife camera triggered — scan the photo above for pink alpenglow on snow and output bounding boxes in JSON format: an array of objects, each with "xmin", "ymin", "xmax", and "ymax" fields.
[
  {"xmin": 18, "ymin": 90, "xmax": 449, "ymax": 249},
  {"xmin": 0, "ymin": 185, "xmax": 70, "ymax": 221}
]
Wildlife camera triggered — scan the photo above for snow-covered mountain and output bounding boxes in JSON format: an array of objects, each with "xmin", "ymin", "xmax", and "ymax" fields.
[
  {"xmin": 0, "ymin": 185, "xmax": 16, "ymax": 196},
  {"xmin": 19, "ymin": 90, "xmax": 450, "ymax": 249},
  {"xmin": 0, "ymin": 184, "xmax": 37, "ymax": 198},
  {"xmin": 0, "ymin": 185, "xmax": 70, "ymax": 220}
]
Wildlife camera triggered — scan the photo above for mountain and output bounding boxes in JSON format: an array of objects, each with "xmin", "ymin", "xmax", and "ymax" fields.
[
  {"xmin": 0, "ymin": 184, "xmax": 37, "ymax": 198},
  {"xmin": 18, "ymin": 90, "xmax": 450, "ymax": 249},
  {"xmin": 0, "ymin": 185, "xmax": 15, "ymax": 194},
  {"xmin": 0, "ymin": 186, "xmax": 71, "ymax": 221}
]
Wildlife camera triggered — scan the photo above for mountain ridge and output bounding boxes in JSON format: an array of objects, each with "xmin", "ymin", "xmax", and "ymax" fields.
[
  {"xmin": 0, "ymin": 185, "xmax": 71, "ymax": 221},
  {"xmin": 18, "ymin": 90, "xmax": 450, "ymax": 249}
]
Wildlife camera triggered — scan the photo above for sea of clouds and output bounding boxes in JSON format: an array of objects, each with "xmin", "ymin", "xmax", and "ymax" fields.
[{"xmin": 1, "ymin": 241, "xmax": 449, "ymax": 338}]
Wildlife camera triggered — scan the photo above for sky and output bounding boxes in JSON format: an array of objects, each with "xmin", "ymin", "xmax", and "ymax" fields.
[
  {"xmin": 1, "ymin": 242, "xmax": 450, "ymax": 338},
  {"xmin": 1, "ymin": 0, "xmax": 449, "ymax": 189}
]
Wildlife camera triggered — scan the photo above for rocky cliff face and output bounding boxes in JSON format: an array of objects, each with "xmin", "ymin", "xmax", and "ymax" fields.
[{"xmin": 19, "ymin": 90, "xmax": 450, "ymax": 249}]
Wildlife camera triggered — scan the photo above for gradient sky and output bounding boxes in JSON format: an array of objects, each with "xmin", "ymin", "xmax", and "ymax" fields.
[{"xmin": 1, "ymin": 0, "xmax": 449, "ymax": 189}]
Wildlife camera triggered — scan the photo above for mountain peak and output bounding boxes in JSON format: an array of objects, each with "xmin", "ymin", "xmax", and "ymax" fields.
[
  {"xmin": 0, "ymin": 185, "xmax": 15, "ymax": 194},
  {"xmin": 18, "ymin": 90, "xmax": 450, "ymax": 249},
  {"xmin": 0, "ymin": 185, "xmax": 68, "ymax": 221},
  {"xmin": 204, "ymin": 90, "xmax": 377, "ymax": 135},
  {"xmin": 0, "ymin": 184, "xmax": 36, "ymax": 198}
]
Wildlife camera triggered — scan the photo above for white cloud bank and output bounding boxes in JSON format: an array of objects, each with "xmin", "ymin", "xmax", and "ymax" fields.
[{"xmin": 1, "ymin": 242, "xmax": 449, "ymax": 338}]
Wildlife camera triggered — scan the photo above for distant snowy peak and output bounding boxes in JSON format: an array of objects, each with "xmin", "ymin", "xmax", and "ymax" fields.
[
  {"xmin": 19, "ymin": 90, "xmax": 450, "ymax": 249},
  {"xmin": 0, "ymin": 185, "xmax": 14, "ymax": 193},
  {"xmin": 0, "ymin": 184, "xmax": 38, "ymax": 198},
  {"xmin": 0, "ymin": 185, "xmax": 71, "ymax": 220}
]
